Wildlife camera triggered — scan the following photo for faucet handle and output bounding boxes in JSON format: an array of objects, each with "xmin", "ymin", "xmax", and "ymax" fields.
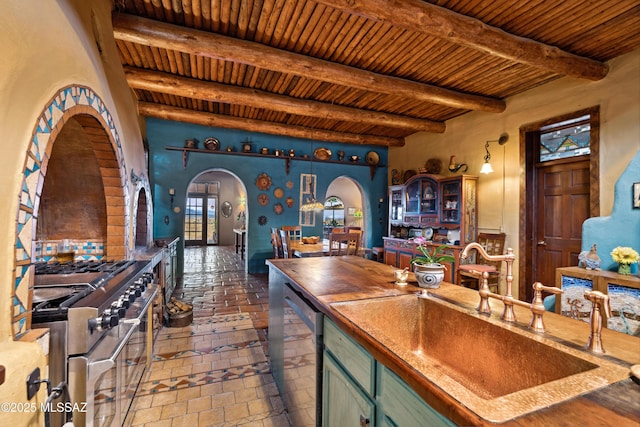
[
  {"xmin": 529, "ymin": 282, "xmax": 563, "ymax": 333},
  {"xmin": 584, "ymin": 290, "xmax": 611, "ymax": 353},
  {"xmin": 584, "ymin": 290, "xmax": 612, "ymax": 317}
]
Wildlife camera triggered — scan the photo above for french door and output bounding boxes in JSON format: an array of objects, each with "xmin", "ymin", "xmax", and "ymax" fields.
[{"xmin": 184, "ymin": 195, "xmax": 218, "ymax": 246}]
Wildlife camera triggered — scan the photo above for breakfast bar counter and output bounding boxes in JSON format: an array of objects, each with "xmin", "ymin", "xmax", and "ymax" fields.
[{"xmin": 267, "ymin": 256, "xmax": 640, "ymax": 426}]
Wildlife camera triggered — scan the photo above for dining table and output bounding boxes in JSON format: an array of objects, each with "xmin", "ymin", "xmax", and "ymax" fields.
[{"xmin": 290, "ymin": 239, "xmax": 370, "ymax": 258}]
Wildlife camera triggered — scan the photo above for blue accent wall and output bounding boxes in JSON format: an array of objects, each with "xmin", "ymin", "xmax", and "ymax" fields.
[
  {"xmin": 147, "ymin": 118, "xmax": 389, "ymax": 274},
  {"xmin": 582, "ymin": 149, "xmax": 640, "ymax": 271}
]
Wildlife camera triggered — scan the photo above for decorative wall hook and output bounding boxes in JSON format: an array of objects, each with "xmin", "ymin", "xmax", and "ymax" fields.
[{"xmin": 448, "ymin": 155, "xmax": 468, "ymax": 173}]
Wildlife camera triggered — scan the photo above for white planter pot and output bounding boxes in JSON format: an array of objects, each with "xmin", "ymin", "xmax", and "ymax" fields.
[{"xmin": 413, "ymin": 263, "xmax": 445, "ymax": 288}]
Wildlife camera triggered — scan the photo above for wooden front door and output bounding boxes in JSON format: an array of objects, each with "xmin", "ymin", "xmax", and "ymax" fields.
[{"xmin": 534, "ymin": 158, "xmax": 590, "ymax": 291}]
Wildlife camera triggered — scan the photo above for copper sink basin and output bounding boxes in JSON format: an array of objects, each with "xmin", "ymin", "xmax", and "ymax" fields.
[{"xmin": 331, "ymin": 293, "xmax": 631, "ymax": 423}]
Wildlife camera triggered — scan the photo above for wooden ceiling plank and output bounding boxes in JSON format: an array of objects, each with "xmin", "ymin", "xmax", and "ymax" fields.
[
  {"xmin": 272, "ymin": 0, "xmax": 301, "ymax": 46},
  {"xmin": 126, "ymin": 67, "xmax": 445, "ymax": 132},
  {"xmin": 293, "ymin": 3, "xmax": 328, "ymax": 53},
  {"xmin": 113, "ymin": 13, "xmax": 505, "ymax": 112},
  {"xmin": 312, "ymin": 0, "xmax": 609, "ymax": 80},
  {"xmin": 283, "ymin": 1, "xmax": 317, "ymax": 51},
  {"xmin": 139, "ymin": 102, "xmax": 405, "ymax": 146},
  {"xmin": 115, "ymin": 40, "xmax": 135, "ymax": 65}
]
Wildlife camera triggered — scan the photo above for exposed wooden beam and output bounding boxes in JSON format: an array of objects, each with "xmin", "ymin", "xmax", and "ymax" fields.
[
  {"xmin": 137, "ymin": 102, "xmax": 405, "ymax": 147},
  {"xmin": 314, "ymin": 0, "xmax": 609, "ymax": 81},
  {"xmin": 124, "ymin": 66, "xmax": 445, "ymax": 133},
  {"xmin": 113, "ymin": 13, "xmax": 505, "ymax": 113}
]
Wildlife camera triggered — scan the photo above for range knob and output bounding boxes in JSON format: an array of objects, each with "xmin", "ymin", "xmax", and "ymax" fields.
[
  {"xmin": 125, "ymin": 289, "xmax": 136, "ymax": 302},
  {"xmin": 130, "ymin": 285, "xmax": 142, "ymax": 298},
  {"xmin": 134, "ymin": 279, "xmax": 146, "ymax": 292},
  {"xmin": 110, "ymin": 301, "xmax": 126, "ymax": 318},
  {"xmin": 117, "ymin": 296, "xmax": 130, "ymax": 309},
  {"xmin": 102, "ymin": 312, "xmax": 119, "ymax": 329}
]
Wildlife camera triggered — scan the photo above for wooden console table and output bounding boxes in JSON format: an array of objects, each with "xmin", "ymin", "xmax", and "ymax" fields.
[
  {"xmin": 555, "ymin": 266, "xmax": 640, "ymax": 335},
  {"xmin": 233, "ymin": 228, "xmax": 246, "ymax": 260}
]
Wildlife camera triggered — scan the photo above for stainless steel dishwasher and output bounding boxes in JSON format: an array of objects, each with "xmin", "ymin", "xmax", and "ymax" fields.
[{"xmin": 281, "ymin": 282, "xmax": 324, "ymax": 427}]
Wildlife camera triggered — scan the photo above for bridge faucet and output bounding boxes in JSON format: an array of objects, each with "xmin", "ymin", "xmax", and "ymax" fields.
[
  {"xmin": 460, "ymin": 243, "xmax": 516, "ymax": 321},
  {"xmin": 584, "ymin": 290, "xmax": 612, "ymax": 354}
]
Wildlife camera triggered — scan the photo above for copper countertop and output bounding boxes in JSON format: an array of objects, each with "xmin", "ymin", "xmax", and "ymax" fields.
[{"xmin": 266, "ymin": 256, "xmax": 640, "ymax": 426}]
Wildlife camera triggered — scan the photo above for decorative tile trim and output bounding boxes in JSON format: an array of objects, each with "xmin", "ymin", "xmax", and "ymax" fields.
[{"xmin": 12, "ymin": 85, "xmax": 129, "ymax": 338}]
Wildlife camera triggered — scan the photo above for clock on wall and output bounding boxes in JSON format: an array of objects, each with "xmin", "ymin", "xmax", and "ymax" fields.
[{"xmin": 258, "ymin": 193, "xmax": 269, "ymax": 206}]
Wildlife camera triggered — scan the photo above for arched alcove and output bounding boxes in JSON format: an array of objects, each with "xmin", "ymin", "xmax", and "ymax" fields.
[{"xmin": 12, "ymin": 86, "xmax": 128, "ymax": 337}]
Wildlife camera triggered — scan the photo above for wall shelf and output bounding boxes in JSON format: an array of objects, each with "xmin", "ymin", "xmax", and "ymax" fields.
[{"xmin": 165, "ymin": 146, "xmax": 384, "ymax": 179}]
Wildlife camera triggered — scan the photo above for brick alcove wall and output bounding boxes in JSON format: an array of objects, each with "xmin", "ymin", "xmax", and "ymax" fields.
[{"xmin": 13, "ymin": 85, "xmax": 129, "ymax": 337}]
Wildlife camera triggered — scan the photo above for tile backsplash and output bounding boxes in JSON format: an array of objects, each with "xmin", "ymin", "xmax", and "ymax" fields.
[{"xmin": 35, "ymin": 239, "xmax": 104, "ymax": 262}]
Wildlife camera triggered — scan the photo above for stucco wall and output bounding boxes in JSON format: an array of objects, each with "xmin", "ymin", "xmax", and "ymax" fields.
[
  {"xmin": 147, "ymin": 118, "xmax": 389, "ymax": 274},
  {"xmin": 390, "ymin": 49, "xmax": 640, "ymax": 295},
  {"xmin": 0, "ymin": 1, "xmax": 145, "ymax": 421}
]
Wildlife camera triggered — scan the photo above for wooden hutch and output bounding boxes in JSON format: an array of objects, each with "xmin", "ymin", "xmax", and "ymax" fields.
[{"xmin": 384, "ymin": 174, "xmax": 478, "ymax": 283}]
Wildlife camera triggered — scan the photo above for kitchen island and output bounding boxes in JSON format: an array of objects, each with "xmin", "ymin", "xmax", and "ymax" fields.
[{"xmin": 267, "ymin": 256, "xmax": 640, "ymax": 426}]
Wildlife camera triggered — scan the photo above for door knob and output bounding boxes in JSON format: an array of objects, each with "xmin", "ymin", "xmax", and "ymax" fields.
[{"xmin": 537, "ymin": 240, "xmax": 547, "ymax": 246}]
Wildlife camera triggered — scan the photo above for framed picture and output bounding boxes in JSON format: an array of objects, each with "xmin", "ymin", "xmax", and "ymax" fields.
[{"xmin": 634, "ymin": 182, "xmax": 640, "ymax": 209}]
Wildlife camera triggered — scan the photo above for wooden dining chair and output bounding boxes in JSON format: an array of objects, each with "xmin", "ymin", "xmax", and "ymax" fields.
[
  {"xmin": 344, "ymin": 227, "xmax": 363, "ymax": 255},
  {"xmin": 457, "ymin": 232, "xmax": 506, "ymax": 292},
  {"xmin": 270, "ymin": 227, "xmax": 283, "ymax": 258},
  {"xmin": 281, "ymin": 225, "xmax": 302, "ymax": 244},
  {"xmin": 279, "ymin": 229, "xmax": 291, "ymax": 258},
  {"xmin": 329, "ymin": 231, "xmax": 361, "ymax": 256}
]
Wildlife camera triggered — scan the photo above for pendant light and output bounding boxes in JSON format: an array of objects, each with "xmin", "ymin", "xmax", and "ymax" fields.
[{"xmin": 300, "ymin": 144, "xmax": 324, "ymax": 211}]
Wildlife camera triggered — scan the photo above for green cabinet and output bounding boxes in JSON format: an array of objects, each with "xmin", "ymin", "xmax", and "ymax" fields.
[
  {"xmin": 323, "ymin": 352, "xmax": 376, "ymax": 427},
  {"xmin": 323, "ymin": 318, "xmax": 455, "ymax": 427},
  {"xmin": 377, "ymin": 364, "xmax": 454, "ymax": 427}
]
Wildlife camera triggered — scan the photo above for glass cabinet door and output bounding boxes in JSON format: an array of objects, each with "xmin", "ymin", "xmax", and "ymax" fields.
[
  {"xmin": 389, "ymin": 187, "xmax": 403, "ymax": 222},
  {"xmin": 419, "ymin": 178, "xmax": 438, "ymax": 215},
  {"xmin": 405, "ymin": 180, "xmax": 420, "ymax": 213},
  {"xmin": 441, "ymin": 181, "xmax": 460, "ymax": 223}
]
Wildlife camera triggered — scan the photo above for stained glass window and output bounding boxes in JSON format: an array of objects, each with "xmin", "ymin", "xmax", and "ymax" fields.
[{"xmin": 539, "ymin": 114, "xmax": 591, "ymax": 162}]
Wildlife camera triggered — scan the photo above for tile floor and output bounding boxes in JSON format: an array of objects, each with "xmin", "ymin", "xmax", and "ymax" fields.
[{"xmin": 127, "ymin": 245, "xmax": 290, "ymax": 427}]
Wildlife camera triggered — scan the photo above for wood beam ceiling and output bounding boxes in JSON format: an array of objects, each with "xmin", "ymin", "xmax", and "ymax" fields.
[
  {"xmin": 112, "ymin": 13, "xmax": 506, "ymax": 113},
  {"xmin": 138, "ymin": 102, "xmax": 405, "ymax": 146},
  {"xmin": 313, "ymin": 0, "xmax": 609, "ymax": 80},
  {"xmin": 124, "ymin": 67, "xmax": 446, "ymax": 133}
]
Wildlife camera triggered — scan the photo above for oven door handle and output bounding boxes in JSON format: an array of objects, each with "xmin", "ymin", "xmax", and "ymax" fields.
[{"xmin": 87, "ymin": 323, "xmax": 138, "ymax": 381}]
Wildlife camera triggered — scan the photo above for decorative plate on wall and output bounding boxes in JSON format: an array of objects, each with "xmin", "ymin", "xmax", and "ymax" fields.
[
  {"xmin": 257, "ymin": 215, "xmax": 268, "ymax": 226},
  {"xmin": 204, "ymin": 137, "xmax": 220, "ymax": 151},
  {"xmin": 286, "ymin": 180, "xmax": 294, "ymax": 189},
  {"xmin": 286, "ymin": 197, "xmax": 294, "ymax": 208},
  {"xmin": 255, "ymin": 172, "xmax": 272, "ymax": 190},
  {"xmin": 313, "ymin": 147, "xmax": 332, "ymax": 160},
  {"xmin": 365, "ymin": 151, "xmax": 380, "ymax": 166},
  {"xmin": 258, "ymin": 193, "xmax": 269, "ymax": 206},
  {"xmin": 273, "ymin": 187, "xmax": 284, "ymax": 199},
  {"xmin": 425, "ymin": 158, "xmax": 442, "ymax": 174},
  {"xmin": 273, "ymin": 202, "xmax": 284, "ymax": 215}
]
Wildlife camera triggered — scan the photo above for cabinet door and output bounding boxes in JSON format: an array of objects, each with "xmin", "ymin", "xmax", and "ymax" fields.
[
  {"xmin": 377, "ymin": 364, "xmax": 454, "ymax": 427},
  {"xmin": 323, "ymin": 352, "xmax": 376, "ymax": 427},
  {"xmin": 398, "ymin": 252, "xmax": 413, "ymax": 270},
  {"xmin": 384, "ymin": 248, "xmax": 398, "ymax": 266}
]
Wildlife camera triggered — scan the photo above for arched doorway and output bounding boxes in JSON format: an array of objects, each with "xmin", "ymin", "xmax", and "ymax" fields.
[
  {"xmin": 184, "ymin": 169, "xmax": 247, "ymax": 252},
  {"xmin": 324, "ymin": 176, "xmax": 367, "ymax": 246}
]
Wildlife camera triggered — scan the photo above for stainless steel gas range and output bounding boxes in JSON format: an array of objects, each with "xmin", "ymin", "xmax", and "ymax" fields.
[{"xmin": 32, "ymin": 258, "xmax": 160, "ymax": 427}]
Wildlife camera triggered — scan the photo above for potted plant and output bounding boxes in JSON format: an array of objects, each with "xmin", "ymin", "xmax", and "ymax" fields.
[
  {"xmin": 610, "ymin": 246, "xmax": 639, "ymax": 275},
  {"xmin": 410, "ymin": 236, "xmax": 456, "ymax": 288}
]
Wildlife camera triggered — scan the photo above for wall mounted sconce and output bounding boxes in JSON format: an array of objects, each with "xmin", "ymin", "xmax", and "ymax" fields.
[
  {"xmin": 130, "ymin": 169, "xmax": 141, "ymax": 184},
  {"xmin": 448, "ymin": 155, "xmax": 468, "ymax": 173},
  {"xmin": 169, "ymin": 187, "xmax": 175, "ymax": 207},
  {"xmin": 480, "ymin": 133, "xmax": 509, "ymax": 174}
]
